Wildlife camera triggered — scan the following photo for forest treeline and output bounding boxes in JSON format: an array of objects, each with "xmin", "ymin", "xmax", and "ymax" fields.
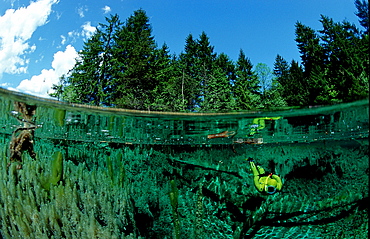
[{"xmin": 51, "ymin": 0, "xmax": 369, "ymax": 112}]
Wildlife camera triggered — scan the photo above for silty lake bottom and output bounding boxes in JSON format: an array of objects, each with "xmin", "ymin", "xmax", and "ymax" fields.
[{"xmin": 0, "ymin": 88, "xmax": 368, "ymax": 239}]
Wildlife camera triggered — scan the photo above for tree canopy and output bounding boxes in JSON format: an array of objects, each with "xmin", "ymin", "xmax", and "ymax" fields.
[{"xmin": 52, "ymin": 3, "xmax": 369, "ymax": 112}]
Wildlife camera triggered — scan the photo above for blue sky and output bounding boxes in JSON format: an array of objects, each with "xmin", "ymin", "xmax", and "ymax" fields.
[{"xmin": 0, "ymin": 0, "xmax": 361, "ymax": 98}]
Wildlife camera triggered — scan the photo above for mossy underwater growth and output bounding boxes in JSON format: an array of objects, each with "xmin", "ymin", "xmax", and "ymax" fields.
[
  {"xmin": 0, "ymin": 134, "xmax": 368, "ymax": 238},
  {"xmin": 0, "ymin": 137, "xmax": 138, "ymax": 238}
]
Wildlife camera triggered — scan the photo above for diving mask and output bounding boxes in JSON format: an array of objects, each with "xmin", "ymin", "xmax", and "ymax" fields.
[{"xmin": 265, "ymin": 185, "xmax": 277, "ymax": 194}]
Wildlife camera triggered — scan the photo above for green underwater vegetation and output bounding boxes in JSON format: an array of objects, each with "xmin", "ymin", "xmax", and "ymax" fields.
[
  {"xmin": 0, "ymin": 89, "xmax": 368, "ymax": 238},
  {"xmin": 0, "ymin": 135, "xmax": 368, "ymax": 238}
]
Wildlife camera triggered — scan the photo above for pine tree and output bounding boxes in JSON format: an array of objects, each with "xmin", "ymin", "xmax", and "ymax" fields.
[
  {"xmin": 288, "ymin": 60, "xmax": 308, "ymax": 106},
  {"xmin": 273, "ymin": 55, "xmax": 307, "ymax": 106},
  {"xmin": 178, "ymin": 34, "xmax": 201, "ymax": 111},
  {"xmin": 234, "ymin": 49, "xmax": 260, "ymax": 110},
  {"xmin": 273, "ymin": 55, "xmax": 290, "ymax": 104},
  {"xmin": 194, "ymin": 32, "xmax": 217, "ymax": 111},
  {"xmin": 178, "ymin": 32, "xmax": 218, "ymax": 111},
  {"xmin": 295, "ymin": 21, "xmax": 328, "ymax": 104},
  {"xmin": 150, "ymin": 45, "xmax": 187, "ymax": 111},
  {"xmin": 273, "ymin": 55, "xmax": 289, "ymax": 97},
  {"xmin": 113, "ymin": 9, "xmax": 158, "ymax": 110},
  {"xmin": 354, "ymin": 0, "xmax": 369, "ymax": 35},
  {"xmin": 51, "ymin": 14, "xmax": 122, "ymax": 106},
  {"xmin": 203, "ymin": 53, "xmax": 236, "ymax": 112},
  {"xmin": 319, "ymin": 15, "xmax": 368, "ymax": 102}
]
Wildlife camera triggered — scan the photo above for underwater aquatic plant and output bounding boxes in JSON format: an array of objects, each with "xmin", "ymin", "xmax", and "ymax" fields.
[
  {"xmin": 169, "ymin": 179, "xmax": 180, "ymax": 239},
  {"xmin": 41, "ymin": 151, "xmax": 63, "ymax": 191}
]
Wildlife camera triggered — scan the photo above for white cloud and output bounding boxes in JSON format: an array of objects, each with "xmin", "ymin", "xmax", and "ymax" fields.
[
  {"xmin": 81, "ymin": 22, "xmax": 96, "ymax": 39},
  {"xmin": 0, "ymin": 0, "xmax": 58, "ymax": 78},
  {"xmin": 13, "ymin": 45, "xmax": 78, "ymax": 98},
  {"xmin": 102, "ymin": 6, "xmax": 111, "ymax": 14},
  {"xmin": 1, "ymin": 82, "xmax": 10, "ymax": 88},
  {"xmin": 64, "ymin": 22, "xmax": 96, "ymax": 44},
  {"xmin": 60, "ymin": 35, "xmax": 66, "ymax": 45},
  {"xmin": 55, "ymin": 11, "xmax": 62, "ymax": 20},
  {"xmin": 77, "ymin": 5, "xmax": 88, "ymax": 18},
  {"xmin": 68, "ymin": 31, "xmax": 76, "ymax": 38}
]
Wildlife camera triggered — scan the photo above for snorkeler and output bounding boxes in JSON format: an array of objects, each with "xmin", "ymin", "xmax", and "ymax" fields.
[{"xmin": 246, "ymin": 158, "xmax": 282, "ymax": 195}]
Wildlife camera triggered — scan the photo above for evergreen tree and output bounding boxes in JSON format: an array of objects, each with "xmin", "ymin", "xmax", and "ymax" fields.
[
  {"xmin": 295, "ymin": 21, "xmax": 328, "ymax": 104},
  {"xmin": 150, "ymin": 45, "xmax": 188, "ymax": 111},
  {"xmin": 113, "ymin": 9, "xmax": 158, "ymax": 110},
  {"xmin": 178, "ymin": 32, "xmax": 218, "ymax": 111},
  {"xmin": 53, "ymin": 15, "xmax": 121, "ymax": 105},
  {"xmin": 203, "ymin": 53, "xmax": 236, "ymax": 112},
  {"xmin": 355, "ymin": 0, "xmax": 369, "ymax": 34},
  {"xmin": 273, "ymin": 55, "xmax": 289, "ymax": 98},
  {"xmin": 51, "ymin": 6, "xmax": 368, "ymax": 112},
  {"xmin": 178, "ymin": 34, "xmax": 202, "ymax": 110},
  {"xmin": 287, "ymin": 60, "xmax": 308, "ymax": 105},
  {"xmin": 274, "ymin": 55, "xmax": 307, "ymax": 106},
  {"xmin": 194, "ymin": 32, "xmax": 217, "ymax": 111},
  {"xmin": 234, "ymin": 49, "xmax": 260, "ymax": 110},
  {"xmin": 319, "ymin": 15, "xmax": 368, "ymax": 102},
  {"xmin": 273, "ymin": 55, "xmax": 289, "ymax": 80}
]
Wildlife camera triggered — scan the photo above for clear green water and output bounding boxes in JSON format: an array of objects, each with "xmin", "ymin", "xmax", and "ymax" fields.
[{"xmin": 0, "ymin": 88, "xmax": 368, "ymax": 238}]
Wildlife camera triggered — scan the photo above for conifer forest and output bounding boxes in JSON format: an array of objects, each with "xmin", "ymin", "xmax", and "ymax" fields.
[{"xmin": 51, "ymin": 0, "xmax": 369, "ymax": 112}]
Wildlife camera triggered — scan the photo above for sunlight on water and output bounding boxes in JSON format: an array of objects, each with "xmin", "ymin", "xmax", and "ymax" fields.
[{"xmin": 0, "ymin": 88, "xmax": 368, "ymax": 238}]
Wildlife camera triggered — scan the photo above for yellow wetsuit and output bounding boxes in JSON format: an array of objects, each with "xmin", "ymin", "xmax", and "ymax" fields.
[{"xmin": 248, "ymin": 160, "xmax": 282, "ymax": 194}]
